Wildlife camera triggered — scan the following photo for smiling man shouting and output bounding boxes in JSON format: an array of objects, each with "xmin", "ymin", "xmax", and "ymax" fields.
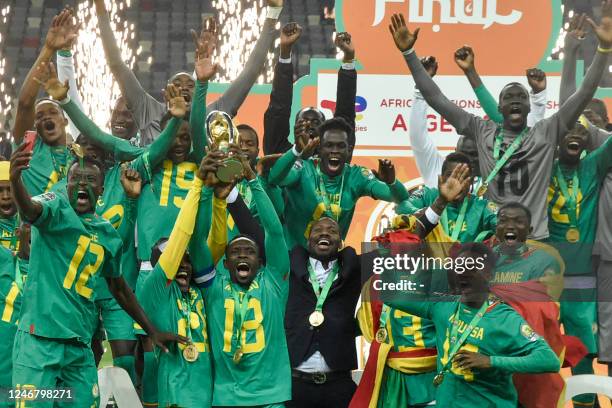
[{"xmin": 268, "ymin": 117, "xmax": 408, "ymax": 249}]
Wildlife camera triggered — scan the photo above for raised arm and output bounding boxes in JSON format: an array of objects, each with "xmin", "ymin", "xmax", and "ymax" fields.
[
  {"xmin": 409, "ymin": 57, "xmax": 444, "ymax": 187},
  {"xmin": 56, "ymin": 49, "xmax": 85, "ymax": 140},
  {"xmin": 454, "ymin": 46, "xmax": 503, "ymax": 123},
  {"xmin": 263, "ymin": 23, "xmax": 302, "ymax": 155},
  {"xmin": 9, "ymin": 144, "xmax": 42, "ymax": 222},
  {"xmin": 526, "ymin": 69, "xmax": 548, "ymax": 126},
  {"xmin": 555, "ymin": 4, "xmax": 612, "ymax": 137},
  {"xmin": 13, "ymin": 9, "xmax": 78, "ymax": 144},
  {"xmin": 365, "ymin": 160, "xmax": 409, "ymax": 203},
  {"xmin": 560, "ymin": 14, "xmax": 588, "ymax": 105},
  {"xmin": 267, "ymin": 139, "xmax": 317, "ymax": 187},
  {"xmin": 207, "ymin": 0, "xmax": 283, "ymax": 116},
  {"xmin": 94, "ymin": 0, "xmax": 165, "ymax": 137},
  {"xmin": 334, "ymin": 32, "xmax": 357, "ymax": 148},
  {"xmin": 390, "ymin": 15, "xmax": 478, "ymax": 136},
  {"xmin": 242, "ymin": 158, "xmax": 288, "ymax": 277},
  {"xmin": 116, "ymin": 167, "xmax": 141, "ymax": 244}
]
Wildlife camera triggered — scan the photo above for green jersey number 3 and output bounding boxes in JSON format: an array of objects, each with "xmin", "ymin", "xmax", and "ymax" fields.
[{"xmin": 63, "ymin": 235, "xmax": 104, "ymax": 299}]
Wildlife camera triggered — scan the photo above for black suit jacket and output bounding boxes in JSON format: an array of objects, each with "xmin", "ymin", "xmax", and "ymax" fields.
[{"xmin": 285, "ymin": 245, "xmax": 362, "ymax": 371}]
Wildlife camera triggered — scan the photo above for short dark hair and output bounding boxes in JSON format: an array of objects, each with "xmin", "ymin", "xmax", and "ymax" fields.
[
  {"xmin": 499, "ymin": 201, "xmax": 531, "ymax": 224},
  {"xmin": 441, "ymin": 152, "xmax": 472, "ymax": 176},
  {"xmin": 68, "ymin": 156, "xmax": 105, "ymax": 180},
  {"xmin": 237, "ymin": 124, "xmax": 259, "ymax": 146},
  {"xmin": 587, "ymin": 98, "xmax": 609, "ymax": 121},
  {"xmin": 498, "ymin": 82, "xmax": 528, "ymax": 103},
  {"xmin": 454, "ymin": 242, "xmax": 497, "ymax": 271},
  {"xmin": 295, "ymin": 107, "xmax": 326, "ymax": 125},
  {"xmin": 318, "ymin": 117, "xmax": 352, "ymax": 143}
]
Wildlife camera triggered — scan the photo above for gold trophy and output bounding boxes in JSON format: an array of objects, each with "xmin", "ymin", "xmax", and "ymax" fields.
[{"xmin": 206, "ymin": 110, "xmax": 244, "ymax": 183}]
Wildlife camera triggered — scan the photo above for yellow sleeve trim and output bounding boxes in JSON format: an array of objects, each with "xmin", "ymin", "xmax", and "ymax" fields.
[{"xmin": 208, "ymin": 195, "xmax": 228, "ymax": 265}]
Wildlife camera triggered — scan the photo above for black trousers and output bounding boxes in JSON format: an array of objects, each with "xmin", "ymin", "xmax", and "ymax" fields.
[{"xmin": 286, "ymin": 374, "xmax": 357, "ymax": 408}]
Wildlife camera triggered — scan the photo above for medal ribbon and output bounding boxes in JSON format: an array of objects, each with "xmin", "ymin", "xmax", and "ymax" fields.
[
  {"xmin": 554, "ymin": 162, "xmax": 580, "ymax": 229},
  {"xmin": 316, "ymin": 165, "xmax": 345, "ymax": 221},
  {"xmin": 439, "ymin": 300, "xmax": 491, "ymax": 376},
  {"xmin": 230, "ymin": 283, "xmax": 252, "ymax": 353},
  {"xmin": 179, "ymin": 292, "xmax": 194, "ymax": 342},
  {"xmin": 440, "ymin": 197, "xmax": 469, "ymax": 241},
  {"xmin": 378, "ymin": 304, "xmax": 391, "ymax": 331},
  {"xmin": 307, "ymin": 262, "xmax": 339, "ymax": 314},
  {"xmin": 482, "ymin": 128, "xmax": 528, "ymax": 189}
]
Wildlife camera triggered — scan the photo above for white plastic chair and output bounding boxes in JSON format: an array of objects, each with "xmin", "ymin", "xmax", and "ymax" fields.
[
  {"xmin": 564, "ymin": 374, "xmax": 612, "ymax": 402},
  {"xmin": 98, "ymin": 367, "xmax": 143, "ymax": 408}
]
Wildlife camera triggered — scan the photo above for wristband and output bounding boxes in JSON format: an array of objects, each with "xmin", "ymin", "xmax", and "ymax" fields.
[
  {"xmin": 57, "ymin": 49, "xmax": 72, "ymax": 58},
  {"xmin": 402, "ymin": 48, "xmax": 415, "ymax": 56},
  {"xmin": 266, "ymin": 6, "xmax": 282, "ymax": 20},
  {"xmin": 425, "ymin": 207, "xmax": 440, "ymax": 224},
  {"xmin": 342, "ymin": 61, "xmax": 356, "ymax": 70},
  {"xmin": 279, "ymin": 54, "xmax": 292, "ymax": 64},
  {"xmin": 292, "ymin": 145, "xmax": 302, "ymax": 158},
  {"xmin": 226, "ymin": 187, "xmax": 239, "ymax": 204},
  {"xmin": 58, "ymin": 96, "xmax": 71, "ymax": 105},
  {"xmin": 598, "ymin": 46, "xmax": 612, "ymax": 54}
]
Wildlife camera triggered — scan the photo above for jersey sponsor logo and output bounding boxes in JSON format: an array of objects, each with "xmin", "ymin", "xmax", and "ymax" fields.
[
  {"xmin": 360, "ymin": 166, "xmax": 375, "ymax": 180},
  {"xmin": 33, "ymin": 192, "xmax": 57, "ymax": 202},
  {"xmin": 293, "ymin": 160, "xmax": 304, "ymax": 170},
  {"xmin": 520, "ymin": 323, "xmax": 539, "ymax": 342},
  {"xmin": 492, "ymin": 271, "xmax": 524, "ymax": 284}
]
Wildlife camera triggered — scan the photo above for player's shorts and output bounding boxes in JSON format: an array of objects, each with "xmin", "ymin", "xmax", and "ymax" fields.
[
  {"xmin": 597, "ymin": 260, "xmax": 612, "ymax": 361},
  {"xmin": 12, "ymin": 330, "xmax": 99, "ymax": 408},
  {"xmin": 134, "ymin": 262, "xmax": 153, "ymax": 337},
  {"xmin": 92, "ymin": 305, "xmax": 106, "ymax": 341},
  {"xmin": 97, "ymin": 298, "xmax": 137, "ymax": 342},
  {"xmin": 560, "ymin": 285, "xmax": 598, "ymax": 354},
  {"xmin": 378, "ymin": 367, "xmax": 436, "ymax": 408}
]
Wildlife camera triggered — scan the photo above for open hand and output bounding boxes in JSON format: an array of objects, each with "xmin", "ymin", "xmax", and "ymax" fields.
[
  {"xmin": 298, "ymin": 136, "xmax": 320, "ymax": 159},
  {"xmin": 120, "ymin": 165, "xmax": 142, "ymax": 199},
  {"xmin": 238, "ymin": 154, "xmax": 257, "ymax": 181},
  {"xmin": 335, "ymin": 32, "xmax": 355, "ymax": 62},
  {"xmin": 165, "ymin": 84, "xmax": 187, "ymax": 118},
  {"xmin": 45, "ymin": 8, "xmax": 80, "ymax": 51},
  {"xmin": 588, "ymin": 0, "xmax": 612, "ymax": 48},
  {"xmin": 34, "ymin": 62, "xmax": 69, "ymax": 101},
  {"xmin": 389, "ymin": 13, "xmax": 419, "ymax": 52},
  {"xmin": 526, "ymin": 68, "xmax": 546, "ymax": 94},
  {"xmin": 191, "ymin": 17, "xmax": 220, "ymax": 81},
  {"xmin": 373, "ymin": 159, "xmax": 396, "ymax": 184},
  {"xmin": 438, "ymin": 163, "xmax": 471, "ymax": 203},
  {"xmin": 454, "ymin": 350, "xmax": 491, "ymax": 370},
  {"xmin": 568, "ymin": 13, "xmax": 588, "ymax": 40}
]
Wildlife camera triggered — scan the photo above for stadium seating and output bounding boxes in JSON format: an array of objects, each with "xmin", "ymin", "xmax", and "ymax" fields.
[{"xmin": 0, "ymin": 0, "xmax": 336, "ymax": 132}]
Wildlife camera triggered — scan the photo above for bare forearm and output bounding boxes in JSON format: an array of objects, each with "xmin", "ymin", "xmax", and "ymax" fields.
[
  {"xmin": 108, "ymin": 277, "xmax": 158, "ymax": 335},
  {"xmin": 14, "ymin": 45, "xmax": 55, "ymax": 143},
  {"xmin": 463, "ymin": 68, "xmax": 483, "ymax": 90}
]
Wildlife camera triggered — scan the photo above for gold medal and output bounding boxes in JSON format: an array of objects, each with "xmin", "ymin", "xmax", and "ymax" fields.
[
  {"xmin": 182, "ymin": 344, "xmax": 199, "ymax": 362},
  {"xmin": 233, "ymin": 348, "xmax": 244, "ymax": 364},
  {"xmin": 476, "ymin": 183, "xmax": 488, "ymax": 197},
  {"xmin": 375, "ymin": 327, "xmax": 388, "ymax": 343},
  {"xmin": 433, "ymin": 372, "xmax": 444, "ymax": 387},
  {"xmin": 566, "ymin": 228, "xmax": 580, "ymax": 243},
  {"xmin": 309, "ymin": 310, "xmax": 325, "ymax": 327}
]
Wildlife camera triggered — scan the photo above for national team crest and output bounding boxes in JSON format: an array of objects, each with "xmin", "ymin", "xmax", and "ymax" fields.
[{"xmin": 520, "ymin": 324, "xmax": 539, "ymax": 342}]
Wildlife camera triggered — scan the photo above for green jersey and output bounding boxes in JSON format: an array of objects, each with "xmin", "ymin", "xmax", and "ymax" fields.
[
  {"xmin": 547, "ymin": 138, "xmax": 612, "ymax": 275},
  {"xmin": 268, "ymin": 151, "xmax": 408, "ymax": 249},
  {"xmin": 0, "ymin": 247, "xmax": 24, "ymax": 327},
  {"xmin": 491, "ymin": 244, "xmax": 562, "ymax": 284},
  {"xmin": 21, "ymin": 138, "xmax": 70, "ymax": 196},
  {"xmin": 204, "ymin": 178, "xmax": 291, "ymax": 406},
  {"xmin": 19, "ymin": 190, "xmax": 122, "ymax": 344},
  {"xmin": 96, "ymin": 164, "xmax": 139, "ymax": 291},
  {"xmin": 397, "ymin": 186, "xmax": 498, "ymax": 242},
  {"xmin": 386, "ymin": 294, "xmax": 559, "ymax": 407},
  {"xmin": 140, "ymin": 267, "xmax": 212, "ymax": 408},
  {"xmin": 135, "ymin": 158, "xmax": 198, "ymax": 261},
  {"xmin": 0, "ymin": 215, "xmax": 18, "ymax": 251}
]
